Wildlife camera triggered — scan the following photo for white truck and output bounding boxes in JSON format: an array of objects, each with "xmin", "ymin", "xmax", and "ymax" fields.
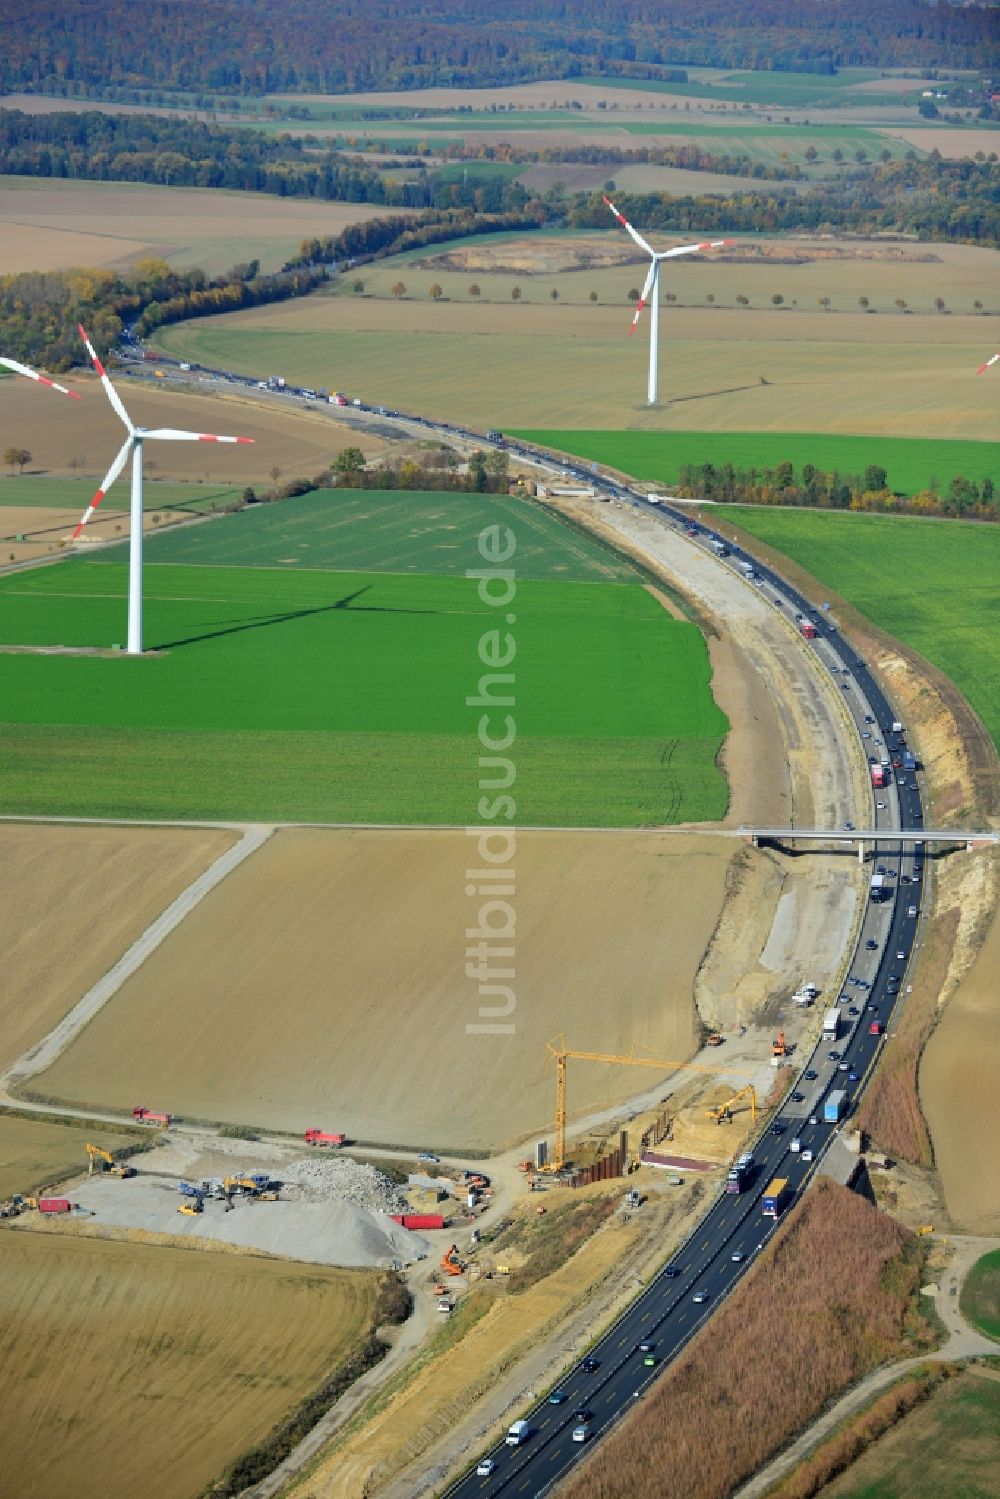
[
  {"xmin": 822, "ymin": 1007, "xmax": 841, "ymax": 1040},
  {"xmin": 506, "ymin": 1419, "xmax": 530, "ymax": 1446}
]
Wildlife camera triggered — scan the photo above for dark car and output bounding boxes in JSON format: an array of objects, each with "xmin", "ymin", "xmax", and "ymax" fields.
[
  {"xmin": 866, "ymin": 939, "xmax": 878, "ymax": 951},
  {"xmin": 664, "ymin": 1264, "xmax": 680, "ymax": 1278},
  {"xmin": 828, "ymin": 1050, "xmax": 841, "ymax": 1061},
  {"xmin": 848, "ymin": 1006, "xmax": 859, "ymax": 1016},
  {"xmin": 791, "ymin": 1091, "xmax": 804, "ymax": 1103},
  {"xmin": 639, "ymin": 1341, "xmax": 655, "ymax": 1354},
  {"xmin": 582, "ymin": 1357, "xmax": 600, "ymax": 1373},
  {"xmin": 573, "ymin": 1408, "xmax": 592, "ymax": 1422},
  {"xmin": 549, "ymin": 1390, "xmax": 568, "ymax": 1405},
  {"xmin": 804, "ymin": 1069, "xmax": 818, "ymax": 1081},
  {"xmin": 772, "ymin": 1123, "xmax": 785, "ymax": 1137}
]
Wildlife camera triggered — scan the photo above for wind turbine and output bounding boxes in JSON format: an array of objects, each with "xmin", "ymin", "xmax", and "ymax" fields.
[
  {"xmin": 0, "ymin": 356, "xmax": 79, "ymax": 399},
  {"xmin": 977, "ymin": 353, "xmax": 999, "ymax": 374},
  {"xmin": 603, "ymin": 195, "xmax": 733, "ymax": 406},
  {"xmin": 73, "ymin": 324, "xmax": 253, "ymax": 655}
]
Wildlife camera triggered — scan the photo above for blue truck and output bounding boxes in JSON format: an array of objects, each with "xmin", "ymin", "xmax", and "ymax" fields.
[{"xmin": 824, "ymin": 1089, "xmax": 848, "ymax": 1124}]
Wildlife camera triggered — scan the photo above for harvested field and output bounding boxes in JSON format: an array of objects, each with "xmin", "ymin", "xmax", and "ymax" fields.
[
  {"xmin": 562, "ymin": 1179, "xmax": 934, "ymax": 1499},
  {"xmin": 517, "ymin": 160, "xmax": 808, "ymax": 197},
  {"xmin": 922, "ymin": 901, "xmax": 1000, "ymax": 1234},
  {"xmin": 0, "ymin": 371, "xmax": 390, "ymax": 486},
  {"xmin": 0, "ymin": 176, "xmax": 400, "ymax": 276},
  {"xmin": 0, "ymin": 503, "xmax": 187, "ymax": 564},
  {"xmin": 0, "ymin": 1232, "xmax": 375, "ymax": 1499},
  {"xmin": 33, "ymin": 828, "xmax": 737, "ymax": 1151},
  {"xmin": 0, "ymin": 822, "xmax": 236, "ymax": 1072},
  {"xmin": 884, "ymin": 126, "xmax": 1000, "ymax": 160},
  {"xmin": 821, "ymin": 1366, "xmax": 1000, "ymax": 1499},
  {"xmin": 0, "ymin": 1112, "xmax": 135, "ymax": 1199}
]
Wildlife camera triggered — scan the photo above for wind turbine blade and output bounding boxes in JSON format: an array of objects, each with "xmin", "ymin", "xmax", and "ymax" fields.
[
  {"xmin": 0, "ymin": 356, "xmax": 81, "ymax": 399},
  {"xmin": 71, "ymin": 437, "xmax": 133, "ymax": 539},
  {"xmin": 602, "ymin": 193, "xmax": 655, "ymax": 257},
  {"xmin": 78, "ymin": 324, "xmax": 134, "ymax": 433},
  {"xmin": 656, "ymin": 237, "xmax": 735, "ymax": 261},
  {"xmin": 976, "ymin": 353, "xmax": 999, "ymax": 374},
  {"xmin": 142, "ymin": 428, "xmax": 255, "ymax": 443},
  {"xmin": 630, "ymin": 261, "xmax": 657, "ymax": 335}
]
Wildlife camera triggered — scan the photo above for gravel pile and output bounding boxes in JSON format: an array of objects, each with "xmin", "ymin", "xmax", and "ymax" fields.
[{"xmin": 281, "ymin": 1156, "xmax": 410, "ymax": 1215}]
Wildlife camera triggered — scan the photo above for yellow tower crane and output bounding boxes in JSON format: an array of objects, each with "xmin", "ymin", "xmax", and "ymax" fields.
[
  {"xmin": 545, "ymin": 1036, "xmax": 754, "ymax": 1172},
  {"xmin": 706, "ymin": 1084, "xmax": 758, "ymax": 1125}
]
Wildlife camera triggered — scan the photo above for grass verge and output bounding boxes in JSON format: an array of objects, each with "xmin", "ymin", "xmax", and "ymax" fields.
[{"xmin": 959, "ymin": 1250, "xmax": 1000, "ymax": 1344}]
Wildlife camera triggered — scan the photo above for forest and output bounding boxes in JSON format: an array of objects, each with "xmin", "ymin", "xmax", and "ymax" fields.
[
  {"xmin": 1, "ymin": 0, "xmax": 997, "ymax": 97},
  {"xmin": 677, "ymin": 460, "xmax": 998, "ymax": 521}
]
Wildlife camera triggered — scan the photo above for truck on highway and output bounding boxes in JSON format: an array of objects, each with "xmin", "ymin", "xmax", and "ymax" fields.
[
  {"xmin": 304, "ymin": 1129, "xmax": 345, "ymax": 1148},
  {"xmin": 710, "ymin": 538, "xmax": 729, "ymax": 556},
  {"xmin": 824, "ymin": 1089, "xmax": 849, "ymax": 1124},
  {"xmin": 822, "ymin": 1007, "xmax": 841, "ymax": 1039},
  {"xmin": 725, "ymin": 1153, "xmax": 754, "ymax": 1194},
  {"xmin": 871, "ymin": 764, "xmax": 886, "ymax": 789},
  {"xmin": 798, "ymin": 619, "xmax": 818, "ymax": 640},
  {"xmin": 870, "ymin": 873, "xmax": 888, "ymax": 902},
  {"xmin": 902, "ymin": 749, "xmax": 917, "ymax": 771},
  {"xmin": 506, "ymin": 1419, "xmax": 530, "ymax": 1446},
  {"xmin": 762, "ymin": 1178, "xmax": 791, "ymax": 1217}
]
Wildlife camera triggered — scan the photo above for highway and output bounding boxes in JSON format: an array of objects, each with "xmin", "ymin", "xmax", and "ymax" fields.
[{"xmin": 125, "ymin": 348, "xmax": 926, "ymax": 1497}]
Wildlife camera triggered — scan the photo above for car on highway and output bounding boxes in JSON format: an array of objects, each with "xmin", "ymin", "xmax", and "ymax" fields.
[
  {"xmin": 692, "ymin": 1290, "xmax": 710, "ymax": 1304},
  {"xmin": 771, "ymin": 1123, "xmax": 785, "ymax": 1137},
  {"xmin": 731, "ymin": 1249, "xmax": 745, "ymax": 1262},
  {"xmin": 791, "ymin": 1090, "xmax": 804, "ymax": 1103},
  {"xmin": 876, "ymin": 800, "xmax": 886, "ymax": 809},
  {"xmin": 477, "ymin": 1458, "xmax": 495, "ymax": 1476},
  {"xmin": 849, "ymin": 1070, "xmax": 859, "ymax": 1081},
  {"xmin": 805, "ymin": 1069, "xmax": 817, "ymax": 1081},
  {"xmin": 549, "ymin": 1390, "xmax": 568, "ymax": 1405},
  {"xmin": 809, "ymin": 1114, "xmax": 819, "ymax": 1125},
  {"xmin": 865, "ymin": 714, "xmax": 875, "ymax": 724},
  {"xmin": 664, "ymin": 1264, "xmax": 680, "ymax": 1278},
  {"xmin": 572, "ymin": 1424, "xmax": 591, "ymax": 1443},
  {"xmin": 842, "ymin": 820, "xmax": 855, "ymax": 830},
  {"xmin": 896, "ymin": 950, "xmax": 906, "ymax": 961},
  {"xmin": 828, "ymin": 1050, "xmax": 841, "ymax": 1061},
  {"xmin": 581, "ymin": 1357, "xmax": 600, "ymax": 1373},
  {"xmin": 849, "ymin": 1005, "xmax": 859, "ymax": 1016},
  {"xmin": 839, "ymin": 1061, "xmax": 849, "ymax": 1071},
  {"xmin": 573, "ymin": 1408, "xmax": 592, "ymax": 1422},
  {"xmin": 643, "ymin": 1353, "xmax": 658, "ymax": 1366},
  {"xmin": 801, "ymin": 1149, "xmax": 814, "ymax": 1162},
  {"xmin": 866, "ymin": 939, "xmax": 878, "ymax": 951}
]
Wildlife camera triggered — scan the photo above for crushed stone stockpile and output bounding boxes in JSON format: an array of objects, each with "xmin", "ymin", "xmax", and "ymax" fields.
[{"xmin": 280, "ymin": 1156, "xmax": 410, "ymax": 1215}]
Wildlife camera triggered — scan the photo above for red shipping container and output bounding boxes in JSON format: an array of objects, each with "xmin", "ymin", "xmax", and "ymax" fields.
[{"xmin": 38, "ymin": 1198, "xmax": 72, "ymax": 1214}]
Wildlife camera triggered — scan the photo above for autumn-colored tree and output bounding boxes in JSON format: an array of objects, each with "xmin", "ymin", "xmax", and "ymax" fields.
[
  {"xmin": 3, "ymin": 446, "xmax": 31, "ymax": 473},
  {"xmin": 736, "ymin": 294, "xmax": 750, "ymax": 307},
  {"xmin": 934, "ymin": 297, "xmax": 946, "ymax": 313},
  {"xmin": 390, "ymin": 281, "xmax": 406, "ymax": 299},
  {"xmin": 427, "ymin": 283, "xmax": 443, "ymax": 300},
  {"xmin": 468, "ymin": 283, "xmax": 481, "ymax": 299}
]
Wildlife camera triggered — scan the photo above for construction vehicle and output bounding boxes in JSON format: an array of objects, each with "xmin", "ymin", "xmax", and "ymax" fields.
[
  {"xmin": 706, "ymin": 1085, "xmax": 758, "ymax": 1126},
  {"xmin": 304, "ymin": 1129, "xmax": 345, "ymax": 1148},
  {"xmin": 223, "ymin": 1175, "xmax": 263, "ymax": 1196},
  {"xmin": 177, "ymin": 1181, "xmax": 203, "ymax": 1198},
  {"xmin": 1, "ymin": 1194, "xmax": 36, "ymax": 1217},
  {"xmin": 86, "ymin": 1143, "xmax": 136, "ymax": 1178},
  {"xmin": 132, "ymin": 1107, "xmax": 171, "ymax": 1128},
  {"xmin": 545, "ymin": 1035, "xmax": 753, "ymax": 1172},
  {"xmin": 441, "ymin": 1244, "xmax": 463, "ymax": 1276},
  {"xmin": 771, "ymin": 1031, "xmax": 787, "ymax": 1058},
  {"xmin": 178, "ymin": 1200, "xmax": 203, "ymax": 1216},
  {"xmin": 706, "ymin": 1033, "xmax": 723, "ymax": 1047}
]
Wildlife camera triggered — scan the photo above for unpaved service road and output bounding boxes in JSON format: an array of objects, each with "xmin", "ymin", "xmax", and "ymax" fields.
[{"xmin": 33, "ymin": 828, "xmax": 736, "ymax": 1152}]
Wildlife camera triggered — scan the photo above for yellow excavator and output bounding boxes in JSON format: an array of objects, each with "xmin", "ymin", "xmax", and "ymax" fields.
[
  {"xmin": 706, "ymin": 1084, "xmax": 758, "ymax": 1126},
  {"xmin": 86, "ymin": 1143, "xmax": 136, "ymax": 1178}
]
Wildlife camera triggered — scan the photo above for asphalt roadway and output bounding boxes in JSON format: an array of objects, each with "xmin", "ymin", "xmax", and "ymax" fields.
[{"xmin": 127, "ymin": 350, "xmax": 925, "ymax": 1497}]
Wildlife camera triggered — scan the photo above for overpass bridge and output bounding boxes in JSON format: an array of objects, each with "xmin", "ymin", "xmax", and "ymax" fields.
[{"xmin": 741, "ymin": 826, "xmax": 998, "ymax": 862}]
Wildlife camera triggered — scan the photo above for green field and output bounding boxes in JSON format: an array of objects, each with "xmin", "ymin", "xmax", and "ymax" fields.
[
  {"xmin": 126, "ymin": 488, "xmax": 639, "ymax": 580},
  {"xmin": 515, "ymin": 431, "xmax": 997, "ymax": 498},
  {"xmin": 0, "ymin": 551, "xmax": 727, "ymax": 825},
  {"xmin": 0, "ymin": 476, "xmax": 242, "ymax": 513},
  {"xmin": 710, "ymin": 506, "xmax": 1000, "ymax": 754},
  {"xmin": 960, "ymin": 1250, "xmax": 1000, "ymax": 1342},
  {"xmin": 824, "ymin": 1370, "xmax": 1000, "ymax": 1499}
]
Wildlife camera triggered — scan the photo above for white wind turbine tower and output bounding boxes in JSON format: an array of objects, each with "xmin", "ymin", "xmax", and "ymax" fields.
[
  {"xmin": 0, "ymin": 355, "xmax": 80, "ymax": 399},
  {"xmin": 73, "ymin": 324, "xmax": 253, "ymax": 656},
  {"xmin": 603, "ymin": 195, "xmax": 733, "ymax": 406}
]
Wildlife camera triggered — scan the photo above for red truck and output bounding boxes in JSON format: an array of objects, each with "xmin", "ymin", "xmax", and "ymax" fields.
[
  {"xmin": 871, "ymin": 764, "xmax": 886, "ymax": 788},
  {"xmin": 304, "ymin": 1129, "xmax": 346, "ymax": 1148},
  {"xmin": 390, "ymin": 1214, "xmax": 445, "ymax": 1231},
  {"xmin": 132, "ymin": 1107, "xmax": 172, "ymax": 1128},
  {"xmin": 870, "ymin": 1020, "xmax": 884, "ymax": 1036},
  {"xmin": 38, "ymin": 1198, "xmax": 72, "ymax": 1214},
  {"xmin": 798, "ymin": 619, "xmax": 817, "ymax": 639}
]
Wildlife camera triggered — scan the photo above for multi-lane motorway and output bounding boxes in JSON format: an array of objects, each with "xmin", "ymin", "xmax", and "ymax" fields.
[{"xmin": 128, "ymin": 350, "xmax": 925, "ymax": 1497}]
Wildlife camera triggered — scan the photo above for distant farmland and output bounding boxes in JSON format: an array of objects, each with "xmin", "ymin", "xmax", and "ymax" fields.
[
  {"xmin": 515, "ymin": 430, "xmax": 996, "ymax": 498},
  {"xmin": 712, "ymin": 506, "xmax": 1000, "ymax": 754},
  {"xmin": 0, "ymin": 537, "xmax": 727, "ymax": 823}
]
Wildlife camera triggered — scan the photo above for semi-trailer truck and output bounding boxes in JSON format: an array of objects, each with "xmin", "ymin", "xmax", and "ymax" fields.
[
  {"xmin": 824, "ymin": 1089, "xmax": 849, "ymax": 1124},
  {"xmin": 822, "ymin": 1007, "xmax": 841, "ymax": 1039},
  {"xmin": 762, "ymin": 1179, "xmax": 791, "ymax": 1217}
]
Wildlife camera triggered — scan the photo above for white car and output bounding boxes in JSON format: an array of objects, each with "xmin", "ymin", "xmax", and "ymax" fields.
[
  {"xmin": 801, "ymin": 1149, "xmax": 814, "ymax": 1162},
  {"xmin": 477, "ymin": 1458, "xmax": 495, "ymax": 1476},
  {"xmin": 876, "ymin": 801, "xmax": 886, "ymax": 810}
]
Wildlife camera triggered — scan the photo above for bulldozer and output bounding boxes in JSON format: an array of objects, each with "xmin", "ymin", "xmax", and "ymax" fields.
[
  {"xmin": 178, "ymin": 1199, "xmax": 203, "ymax": 1216},
  {"xmin": 86, "ymin": 1143, "xmax": 136, "ymax": 1178}
]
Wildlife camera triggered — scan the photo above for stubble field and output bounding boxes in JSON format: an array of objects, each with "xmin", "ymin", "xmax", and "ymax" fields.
[
  {"xmin": 152, "ymin": 232, "xmax": 997, "ymax": 439},
  {"xmin": 0, "ymin": 823, "xmax": 236, "ymax": 1073},
  {"xmin": 0, "ymin": 1232, "xmax": 374, "ymax": 1499},
  {"xmin": 0, "ymin": 176, "xmax": 401, "ymax": 276},
  {"xmin": 31, "ymin": 827, "xmax": 737, "ymax": 1150},
  {"xmin": 0, "ymin": 1113, "xmax": 135, "ymax": 1199}
]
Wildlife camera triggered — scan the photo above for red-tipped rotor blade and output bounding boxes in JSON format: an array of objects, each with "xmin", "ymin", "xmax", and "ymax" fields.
[
  {"xmin": 657, "ymin": 237, "xmax": 735, "ymax": 261},
  {"xmin": 977, "ymin": 353, "xmax": 999, "ymax": 375},
  {"xmin": 71, "ymin": 437, "xmax": 133, "ymax": 539},
  {"xmin": 0, "ymin": 355, "xmax": 81, "ymax": 399},
  {"xmin": 78, "ymin": 324, "xmax": 133, "ymax": 432},
  {"xmin": 142, "ymin": 429, "xmax": 254, "ymax": 443},
  {"xmin": 602, "ymin": 193, "xmax": 655, "ymax": 257},
  {"xmin": 630, "ymin": 262, "xmax": 657, "ymax": 335}
]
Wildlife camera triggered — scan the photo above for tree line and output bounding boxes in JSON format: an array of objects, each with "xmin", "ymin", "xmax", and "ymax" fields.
[
  {"xmin": 288, "ymin": 208, "xmax": 545, "ymax": 271},
  {"xmin": 678, "ymin": 460, "xmax": 997, "ymax": 521},
  {"xmin": 3, "ymin": 0, "xmax": 997, "ymax": 97},
  {"xmin": 0, "ymin": 110, "xmax": 531, "ymax": 213}
]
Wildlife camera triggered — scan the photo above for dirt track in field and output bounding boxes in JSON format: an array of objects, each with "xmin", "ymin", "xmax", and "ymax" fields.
[
  {"xmin": 0, "ymin": 823, "xmax": 236, "ymax": 1071},
  {"xmin": 0, "ymin": 1232, "xmax": 373, "ymax": 1499},
  {"xmin": 34, "ymin": 827, "xmax": 737, "ymax": 1152}
]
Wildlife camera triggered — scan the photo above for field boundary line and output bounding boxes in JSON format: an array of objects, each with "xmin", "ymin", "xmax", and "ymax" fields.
[{"xmin": 0, "ymin": 822, "xmax": 274, "ymax": 1091}]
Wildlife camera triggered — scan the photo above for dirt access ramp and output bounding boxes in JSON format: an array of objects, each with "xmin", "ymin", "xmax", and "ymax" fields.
[
  {"xmin": 33, "ymin": 827, "xmax": 736, "ymax": 1153},
  {"xmin": 0, "ymin": 821, "xmax": 236, "ymax": 1073}
]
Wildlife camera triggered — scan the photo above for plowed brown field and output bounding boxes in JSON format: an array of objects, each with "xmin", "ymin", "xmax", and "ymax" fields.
[
  {"xmin": 35, "ymin": 828, "xmax": 735, "ymax": 1151},
  {"xmin": 0, "ymin": 1232, "xmax": 373, "ymax": 1499},
  {"xmin": 0, "ymin": 504, "xmax": 185, "ymax": 563},
  {"xmin": 921, "ymin": 895, "xmax": 1000, "ymax": 1234},
  {"xmin": 0, "ymin": 372, "xmax": 390, "ymax": 485},
  {"xmin": 0, "ymin": 823, "xmax": 236, "ymax": 1072}
]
